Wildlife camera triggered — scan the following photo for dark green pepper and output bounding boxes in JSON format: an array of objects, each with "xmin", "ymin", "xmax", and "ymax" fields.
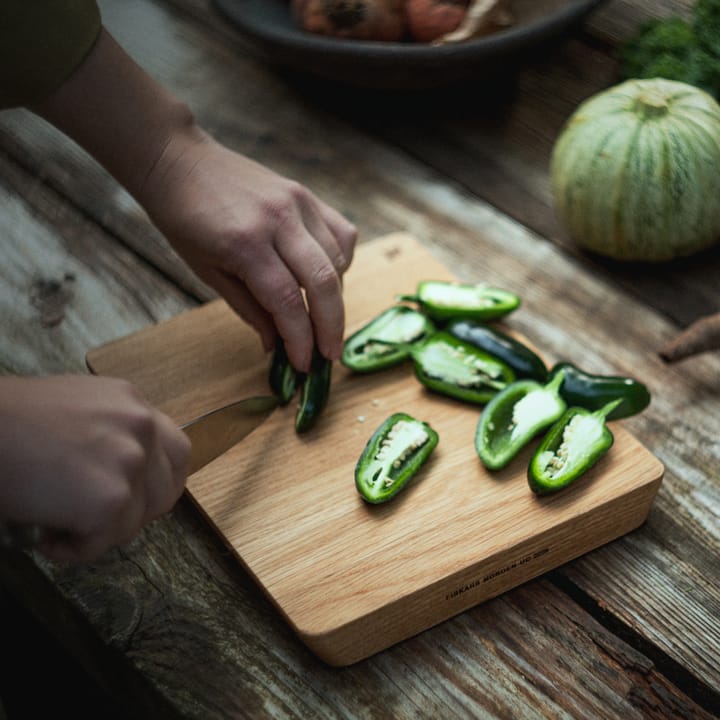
[
  {"xmin": 399, "ymin": 280, "xmax": 520, "ymax": 322},
  {"xmin": 549, "ymin": 362, "xmax": 651, "ymax": 420},
  {"xmin": 342, "ymin": 306, "xmax": 435, "ymax": 373},
  {"xmin": 447, "ymin": 320, "xmax": 548, "ymax": 382},
  {"xmin": 527, "ymin": 399, "xmax": 622, "ymax": 495},
  {"xmin": 355, "ymin": 413, "xmax": 439, "ymax": 504},
  {"xmin": 295, "ymin": 349, "xmax": 332, "ymax": 434},
  {"xmin": 268, "ymin": 335, "xmax": 299, "ymax": 405},
  {"xmin": 411, "ymin": 331, "xmax": 515, "ymax": 405},
  {"xmin": 475, "ymin": 370, "xmax": 567, "ymax": 470}
]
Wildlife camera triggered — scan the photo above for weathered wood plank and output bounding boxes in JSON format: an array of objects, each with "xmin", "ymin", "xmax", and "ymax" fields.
[{"xmin": 0, "ymin": 150, "xmax": 191, "ymax": 376}]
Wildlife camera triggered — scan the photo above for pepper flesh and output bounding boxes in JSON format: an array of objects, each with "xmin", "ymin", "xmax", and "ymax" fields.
[
  {"xmin": 549, "ymin": 362, "xmax": 651, "ymax": 420},
  {"xmin": 268, "ymin": 335, "xmax": 299, "ymax": 405},
  {"xmin": 355, "ymin": 413, "xmax": 439, "ymax": 504},
  {"xmin": 342, "ymin": 306, "xmax": 435, "ymax": 373},
  {"xmin": 527, "ymin": 399, "xmax": 622, "ymax": 494},
  {"xmin": 411, "ymin": 331, "xmax": 515, "ymax": 404},
  {"xmin": 295, "ymin": 349, "xmax": 332, "ymax": 433},
  {"xmin": 399, "ymin": 280, "xmax": 520, "ymax": 322},
  {"xmin": 448, "ymin": 319, "xmax": 548, "ymax": 382},
  {"xmin": 475, "ymin": 370, "xmax": 567, "ymax": 470}
]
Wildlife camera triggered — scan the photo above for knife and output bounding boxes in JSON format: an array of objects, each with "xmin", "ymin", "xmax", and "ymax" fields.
[
  {"xmin": 181, "ymin": 395, "xmax": 278, "ymax": 475},
  {"xmin": 0, "ymin": 395, "xmax": 278, "ymax": 550}
]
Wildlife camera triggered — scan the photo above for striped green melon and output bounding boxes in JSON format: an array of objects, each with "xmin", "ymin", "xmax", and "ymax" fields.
[{"xmin": 551, "ymin": 78, "xmax": 720, "ymax": 261}]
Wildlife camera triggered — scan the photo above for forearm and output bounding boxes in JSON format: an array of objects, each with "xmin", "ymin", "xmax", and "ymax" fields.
[{"xmin": 30, "ymin": 27, "xmax": 202, "ymax": 202}]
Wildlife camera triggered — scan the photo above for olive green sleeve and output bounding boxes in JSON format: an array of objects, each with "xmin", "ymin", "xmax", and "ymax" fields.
[{"xmin": 0, "ymin": 0, "xmax": 102, "ymax": 110}]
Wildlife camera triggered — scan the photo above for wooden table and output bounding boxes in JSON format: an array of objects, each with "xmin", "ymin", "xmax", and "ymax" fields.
[{"xmin": 1, "ymin": 1, "xmax": 718, "ymax": 717}]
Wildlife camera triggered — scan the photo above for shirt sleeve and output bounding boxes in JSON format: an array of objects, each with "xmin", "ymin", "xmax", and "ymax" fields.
[{"xmin": 0, "ymin": 0, "xmax": 102, "ymax": 110}]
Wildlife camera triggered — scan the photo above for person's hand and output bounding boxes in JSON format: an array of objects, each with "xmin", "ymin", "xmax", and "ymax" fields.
[
  {"xmin": 138, "ymin": 127, "xmax": 357, "ymax": 372},
  {"xmin": 0, "ymin": 375, "xmax": 190, "ymax": 563},
  {"xmin": 30, "ymin": 28, "xmax": 357, "ymax": 373}
]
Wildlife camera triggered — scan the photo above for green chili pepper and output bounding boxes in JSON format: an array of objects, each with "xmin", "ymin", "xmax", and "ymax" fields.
[
  {"xmin": 447, "ymin": 320, "xmax": 548, "ymax": 382},
  {"xmin": 411, "ymin": 331, "xmax": 515, "ymax": 405},
  {"xmin": 527, "ymin": 399, "xmax": 622, "ymax": 495},
  {"xmin": 549, "ymin": 362, "xmax": 651, "ymax": 420},
  {"xmin": 355, "ymin": 413, "xmax": 439, "ymax": 504},
  {"xmin": 398, "ymin": 280, "xmax": 520, "ymax": 322},
  {"xmin": 342, "ymin": 306, "xmax": 435, "ymax": 373},
  {"xmin": 295, "ymin": 349, "xmax": 332, "ymax": 434},
  {"xmin": 268, "ymin": 336, "xmax": 299, "ymax": 405},
  {"xmin": 475, "ymin": 370, "xmax": 567, "ymax": 470}
]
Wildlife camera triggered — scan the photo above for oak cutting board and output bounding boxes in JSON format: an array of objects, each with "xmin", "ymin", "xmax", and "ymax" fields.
[{"xmin": 87, "ymin": 232, "xmax": 664, "ymax": 666}]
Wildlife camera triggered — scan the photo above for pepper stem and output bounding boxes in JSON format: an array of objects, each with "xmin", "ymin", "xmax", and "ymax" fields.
[
  {"xmin": 396, "ymin": 294, "xmax": 419, "ymax": 304},
  {"xmin": 593, "ymin": 398, "xmax": 623, "ymax": 420},
  {"xmin": 545, "ymin": 367, "xmax": 565, "ymax": 393}
]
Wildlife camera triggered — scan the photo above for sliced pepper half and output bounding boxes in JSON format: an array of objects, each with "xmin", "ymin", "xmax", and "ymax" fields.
[
  {"xmin": 268, "ymin": 335, "xmax": 299, "ymax": 405},
  {"xmin": 295, "ymin": 349, "xmax": 332, "ymax": 434},
  {"xmin": 549, "ymin": 362, "xmax": 651, "ymax": 420},
  {"xmin": 527, "ymin": 399, "xmax": 622, "ymax": 495},
  {"xmin": 342, "ymin": 306, "xmax": 435, "ymax": 373},
  {"xmin": 448, "ymin": 319, "xmax": 548, "ymax": 382},
  {"xmin": 475, "ymin": 370, "xmax": 567, "ymax": 470},
  {"xmin": 411, "ymin": 331, "xmax": 515, "ymax": 404},
  {"xmin": 399, "ymin": 280, "xmax": 520, "ymax": 322},
  {"xmin": 355, "ymin": 412, "xmax": 439, "ymax": 504}
]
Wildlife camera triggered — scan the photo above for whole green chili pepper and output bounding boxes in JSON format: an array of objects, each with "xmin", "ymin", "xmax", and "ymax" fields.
[
  {"xmin": 268, "ymin": 336, "xmax": 299, "ymax": 405},
  {"xmin": 342, "ymin": 306, "xmax": 435, "ymax": 373},
  {"xmin": 475, "ymin": 370, "xmax": 567, "ymax": 470},
  {"xmin": 295, "ymin": 349, "xmax": 332, "ymax": 434},
  {"xmin": 448, "ymin": 319, "xmax": 548, "ymax": 382},
  {"xmin": 355, "ymin": 413, "xmax": 439, "ymax": 504},
  {"xmin": 527, "ymin": 399, "xmax": 622, "ymax": 495},
  {"xmin": 411, "ymin": 332, "xmax": 515, "ymax": 405},
  {"xmin": 398, "ymin": 280, "xmax": 520, "ymax": 322},
  {"xmin": 549, "ymin": 362, "xmax": 651, "ymax": 420}
]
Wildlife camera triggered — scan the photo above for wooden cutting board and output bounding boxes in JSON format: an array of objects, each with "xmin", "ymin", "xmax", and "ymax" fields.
[{"xmin": 87, "ymin": 232, "xmax": 664, "ymax": 666}]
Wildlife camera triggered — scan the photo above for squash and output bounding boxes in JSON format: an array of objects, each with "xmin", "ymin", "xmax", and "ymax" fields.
[
  {"xmin": 550, "ymin": 78, "xmax": 720, "ymax": 261},
  {"xmin": 405, "ymin": 0, "xmax": 470, "ymax": 43},
  {"xmin": 291, "ymin": 0, "xmax": 406, "ymax": 41}
]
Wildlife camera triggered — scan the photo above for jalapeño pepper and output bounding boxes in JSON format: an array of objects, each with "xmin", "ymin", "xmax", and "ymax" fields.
[
  {"xmin": 355, "ymin": 413, "xmax": 439, "ymax": 504},
  {"xmin": 527, "ymin": 399, "xmax": 622, "ymax": 495},
  {"xmin": 411, "ymin": 331, "xmax": 515, "ymax": 405},
  {"xmin": 295, "ymin": 349, "xmax": 332, "ymax": 434},
  {"xmin": 448, "ymin": 319, "xmax": 548, "ymax": 382},
  {"xmin": 549, "ymin": 362, "xmax": 651, "ymax": 420},
  {"xmin": 268, "ymin": 336, "xmax": 299, "ymax": 405},
  {"xmin": 399, "ymin": 280, "xmax": 520, "ymax": 322},
  {"xmin": 475, "ymin": 370, "xmax": 567, "ymax": 470},
  {"xmin": 342, "ymin": 306, "xmax": 435, "ymax": 373}
]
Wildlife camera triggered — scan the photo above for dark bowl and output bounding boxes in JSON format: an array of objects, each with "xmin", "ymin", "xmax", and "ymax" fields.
[{"xmin": 212, "ymin": 0, "xmax": 608, "ymax": 89}]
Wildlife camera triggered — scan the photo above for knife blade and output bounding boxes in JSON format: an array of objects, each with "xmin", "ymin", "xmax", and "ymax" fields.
[
  {"xmin": 182, "ymin": 395, "xmax": 278, "ymax": 475},
  {"xmin": 0, "ymin": 395, "xmax": 278, "ymax": 550}
]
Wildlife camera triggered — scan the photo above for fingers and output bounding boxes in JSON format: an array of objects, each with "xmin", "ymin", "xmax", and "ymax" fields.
[
  {"xmin": 143, "ymin": 409, "xmax": 190, "ymax": 522},
  {"xmin": 38, "ymin": 405, "xmax": 190, "ymax": 564},
  {"xmin": 313, "ymin": 199, "xmax": 357, "ymax": 275},
  {"xmin": 207, "ymin": 270, "xmax": 277, "ymax": 353},
  {"xmin": 274, "ymin": 224, "xmax": 345, "ymax": 363},
  {"xmin": 224, "ymin": 192, "xmax": 357, "ymax": 372}
]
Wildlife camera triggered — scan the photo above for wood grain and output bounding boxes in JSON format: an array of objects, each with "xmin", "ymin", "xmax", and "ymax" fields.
[{"xmin": 88, "ymin": 233, "xmax": 664, "ymax": 665}]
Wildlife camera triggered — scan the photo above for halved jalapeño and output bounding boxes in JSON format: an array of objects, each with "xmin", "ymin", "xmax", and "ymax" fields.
[
  {"xmin": 342, "ymin": 306, "xmax": 435, "ymax": 373},
  {"xmin": 355, "ymin": 413, "xmax": 439, "ymax": 504},
  {"xmin": 400, "ymin": 280, "xmax": 520, "ymax": 322},
  {"xmin": 412, "ymin": 332, "xmax": 515, "ymax": 404}
]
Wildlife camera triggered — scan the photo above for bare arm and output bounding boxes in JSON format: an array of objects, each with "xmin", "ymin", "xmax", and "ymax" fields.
[{"xmin": 32, "ymin": 28, "xmax": 357, "ymax": 371}]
